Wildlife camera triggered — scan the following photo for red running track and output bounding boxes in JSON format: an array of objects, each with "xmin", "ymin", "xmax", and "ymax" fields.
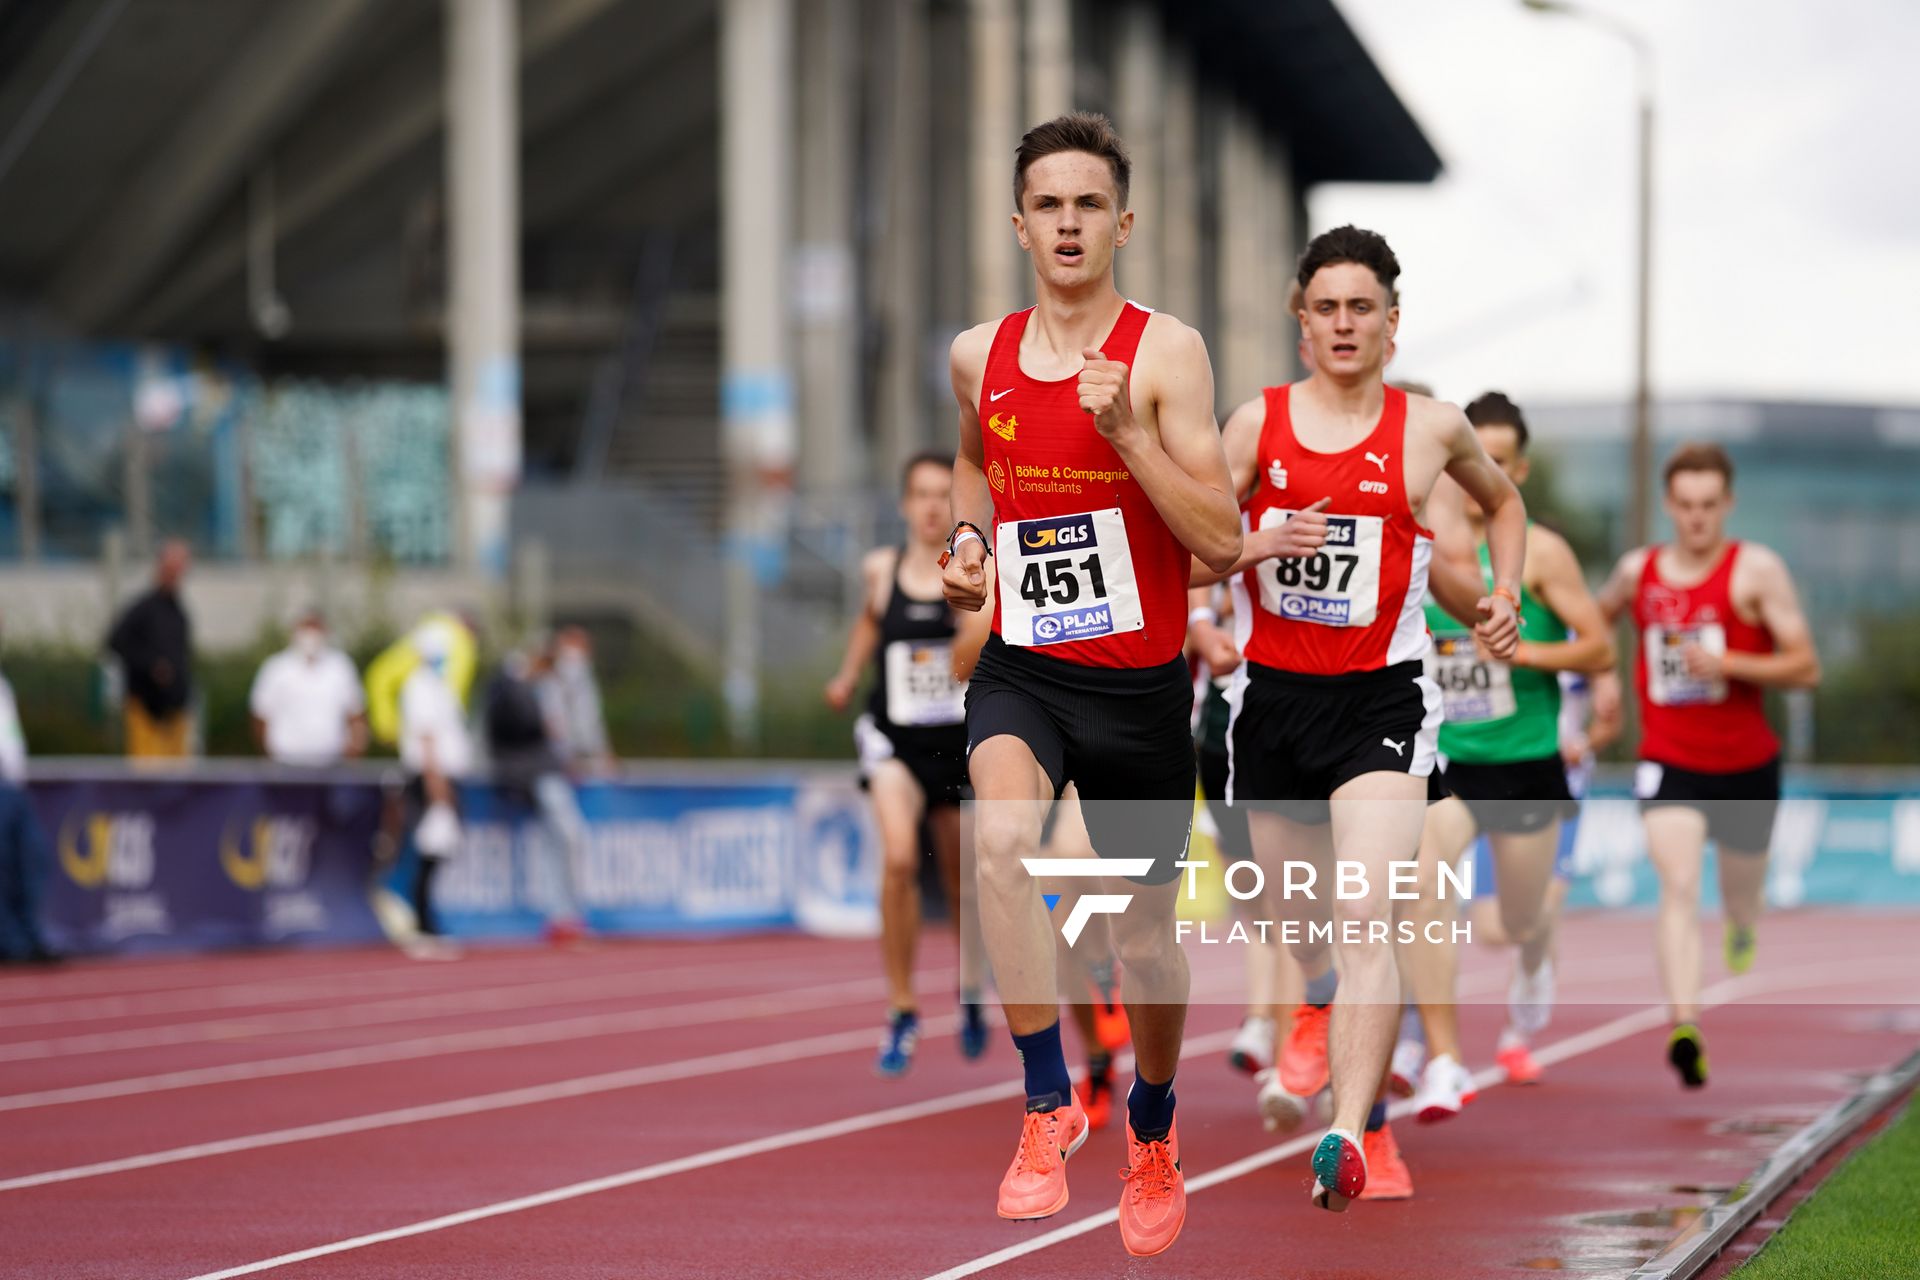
[{"xmin": 2, "ymin": 910, "xmax": 1915, "ymax": 1279}]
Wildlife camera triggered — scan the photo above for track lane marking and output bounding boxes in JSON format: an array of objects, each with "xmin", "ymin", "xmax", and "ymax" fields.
[{"xmin": 916, "ymin": 956, "xmax": 1912, "ymax": 1279}]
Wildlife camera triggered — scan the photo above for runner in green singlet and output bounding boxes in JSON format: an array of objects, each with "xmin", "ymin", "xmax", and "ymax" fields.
[{"xmin": 1401, "ymin": 392, "xmax": 1616, "ymax": 1122}]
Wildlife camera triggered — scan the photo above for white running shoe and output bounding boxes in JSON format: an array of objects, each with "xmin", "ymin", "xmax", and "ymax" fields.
[
  {"xmin": 1413, "ymin": 1053, "xmax": 1474, "ymax": 1125},
  {"xmin": 1227, "ymin": 1015, "xmax": 1276, "ymax": 1075},
  {"xmin": 1254, "ymin": 1067, "xmax": 1308, "ymax": 1134},
  {"xmin": 1509, "ymin": 957, "xmax": 1556, "ymax": 1039},
  {"xmin": 1389, "ymin": 1037, "xmax": 1426, "ymax": 1098}
]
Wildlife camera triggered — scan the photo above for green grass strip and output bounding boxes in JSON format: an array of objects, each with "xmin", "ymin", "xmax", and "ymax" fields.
[{"xmin": 1737, "ymin": 1098, "xmax": 1920, "ymax": 1277}]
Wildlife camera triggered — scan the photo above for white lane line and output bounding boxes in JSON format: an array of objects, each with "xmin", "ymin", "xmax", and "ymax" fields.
[
  {"xmin": 0, "ymin": 945, "xmax": 824, "ymax": 1030},
  {"xmin": 157, "ymin": 959, "xmax": 1547, "ymax": 1278},
  {"xmin": 168, "ymin": 1024, "xmax": 1238, "ymax": 1280},
  {"xmin": 0, "ymin": 969, "xmax": 949, "ymax": 1113},
  {"xmin": 917, "ymin": 955, "xmax": 1906, "ymax": 1279},
  {"xmin": 0, "ymin": 955, "xmax": 866, "ymax": 1064},
  {"xmin": 4, "ymin": 969, "xmax": 1265, "ymax": 1192},
  {"xmin": 0, "ymin": 1013, "xmax": 966, "ymax": 1193}
]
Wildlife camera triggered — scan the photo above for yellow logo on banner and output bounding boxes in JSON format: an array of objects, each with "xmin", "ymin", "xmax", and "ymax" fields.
[
  {"xmin": 59, "ymin": 811, "xmax": 155, "ymax": 890},
  {"xmin": 1023, "ymin": 527, "xmax": 1058, "ymax": 548},
  {"xmin": 221, "ymin": 819, "xmax": 271, "ymax": 890},
  {"xmin": 221, "ymin": 816, "xmax": 315, "ymax": 891},
  {"xmin": 59, "ymin": 813, "xmax": 114, "ymax": 888}
]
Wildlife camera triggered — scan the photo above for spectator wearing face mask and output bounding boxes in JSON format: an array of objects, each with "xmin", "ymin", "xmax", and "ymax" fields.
[
  {"xmin": 539, "ymin": 626, "xmax": 614, "ymax": 775},
  {"xmin": 398, "ymin": 622, "xmax": 474, "ymax": 944},
  {"xmin": 0, "ymin": 612, "xmax": 58, "ymax": 965},
  {"xmin": 248, "ymin": 610, "xmax": 368, "ymax": 767}
]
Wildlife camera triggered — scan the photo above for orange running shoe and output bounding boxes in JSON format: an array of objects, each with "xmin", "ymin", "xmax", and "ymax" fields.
[
  {"xmin": 1496, "ymin": 1032, "xmax": 1543, "ymax": 1085},
  {"xmin": 1279, "ymin": 1004, "xmax": 1332, "ymax": 1096},
  {"xmin": 1077, "ymin": 1070, "xmax": 1114, "ymax": 1131},
  {"xmin": 1090, "ymin": 992, "xmax": 1131, "ymax": 1054},
  {"xmin": 1117, "ymin": 1120, "xmax": 1186, "ymax": 1257},
  {"xmin": 1358, "ymin": 1123, "xmax": 1412, "ymax": 1200},
  {"xmin": 996, "ymin": 1096, "xmax": 1089, "ymax": 1220}
]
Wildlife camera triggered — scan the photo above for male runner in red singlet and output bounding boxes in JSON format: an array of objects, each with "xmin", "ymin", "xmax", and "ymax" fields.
[
  {"xmin": 941, "ymin": 112, "xmax": 1241, "ymax": 1257},
  {"xmin": 1198, "ymin": 226, "xmax": 1527, "ymax": 1211},
  {"xmin": 1597, "ymin": 443, "xmax": 1820, "ymax": 1087}
]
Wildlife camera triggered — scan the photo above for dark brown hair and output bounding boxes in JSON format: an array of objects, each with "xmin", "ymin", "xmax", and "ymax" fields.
[
  {"xmin": 1466, "ymin": 391, "xmax": 1530, "ymax": 451},
  {"xmin": 1014, "ymin": 112, "xmax": 1131, "ymax": 211},
  {"xmin": 901, "ymin": 449, "xmax": 953, "ymax": 492},
  {"xmin": 1663, "ymin": 442, "xmax": 1735, "ymax": 492},
  {"xmin": 1297, "ymin": 225, "xmax": 1401, "ymax": 300}
]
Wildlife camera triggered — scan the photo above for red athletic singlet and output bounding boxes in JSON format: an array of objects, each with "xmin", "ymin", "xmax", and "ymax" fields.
[
  {"xmin": 1232, "ymin": 384, "xmax": 1433, "ymax": 676},
  {"xmin": 1633, "ymin": 542, "xmax": 1778, "ymax": 772},
  {"xmin": 979, "ymin": 302, "xmax": 1189, "ymax": 669}
]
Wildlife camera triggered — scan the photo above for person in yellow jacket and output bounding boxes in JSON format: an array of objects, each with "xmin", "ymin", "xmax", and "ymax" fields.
[{"xmin": 364, "ymin": 611, "xmax": 479, "ymax": 745}]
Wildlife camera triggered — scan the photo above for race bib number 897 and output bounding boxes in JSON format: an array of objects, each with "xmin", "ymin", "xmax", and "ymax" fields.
[
  {"xmin": 1646, "ymin": 622, "xmax": 1728, "ymax": 706},
  {"xmin": 1255, "ymin": 508, "xmax": 1384, "ymax": 628},
  {"xmin": 996, "ymin": 508, "xmax": 1144, "ymax": 647}
]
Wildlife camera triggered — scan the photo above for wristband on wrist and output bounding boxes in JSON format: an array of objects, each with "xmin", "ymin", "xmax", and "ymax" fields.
[
  {"xmin": 1491, "ymin": 585, "xmax": 1519, "ymax": 609},
  {"xmin": 1187, "ymin": 605, "xmax": 1218, "ymax": 628},
  {"xmin": 939, "ymin": 521, "xmax": 990, "ymax": 568}
]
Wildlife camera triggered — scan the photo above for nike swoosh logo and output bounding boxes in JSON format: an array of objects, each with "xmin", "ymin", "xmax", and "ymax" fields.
[{"xmin": 989, "ymin": 388, "xmax": 1014, "ymax": 402}]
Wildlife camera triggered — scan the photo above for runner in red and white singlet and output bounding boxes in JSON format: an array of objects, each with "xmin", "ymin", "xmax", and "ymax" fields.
[
  {"xmin": 1196, "ymin": 225, "xmax": 1528, "ymax": 1211},
  {"xmin": 938, "ymin": 112, "xmax": 1241, "ymax": 1258},
  {"xmin": 1599, "ymin": 442, "xmax": 1820, "ymax": 1089}
]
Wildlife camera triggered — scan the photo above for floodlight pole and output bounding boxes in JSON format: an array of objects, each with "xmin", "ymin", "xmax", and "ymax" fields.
[{"xmin": 1523, "ymin": 0, "xmax": 1655, "ymax": 547}]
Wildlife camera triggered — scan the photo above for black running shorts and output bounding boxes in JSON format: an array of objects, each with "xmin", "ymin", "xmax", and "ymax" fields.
[
  {"xmin": 1228, "ymin": 660, "xmax": 1445, "ymax": 826},
  {"xmin": 966, "ymin": 635, "xmax": 1195, "ymax": 886},
  {"xmin": 1441, "ymin": 754, "xmax": 1579, "ymax": 835},
  {"xmin": 1637, "ymin": 756, "xmax": 1781, "ymax": 853},
  {"xmin": 855, "ymin": 714, "xmax": 968, "ymax": 808},
  {"xmin": 1198, "ymin": 744, "xmax": 1252, "ymax": 862}
]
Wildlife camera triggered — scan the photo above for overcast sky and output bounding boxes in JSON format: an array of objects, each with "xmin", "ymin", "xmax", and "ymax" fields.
[{"xmin": 1312, "ymin": 0, "xmax": 1920, "ymax": 408}]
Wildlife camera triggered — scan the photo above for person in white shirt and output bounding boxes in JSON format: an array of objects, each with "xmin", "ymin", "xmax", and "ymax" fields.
[
  {"xmin": 249, "ymin": 611, "xmax": 368, "ymax": 766},
  {"xmin": 0, "ymin": 615, "xmax": 57, "ymax": 964},
  {"xmin": 398, "ymin": 622, "xmax": 474, "ymax": 939}
]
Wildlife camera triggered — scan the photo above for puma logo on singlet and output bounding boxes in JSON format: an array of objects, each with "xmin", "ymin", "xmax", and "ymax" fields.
[
  {"xmin": 989, "ymin": 388, "xmax": 1015, "ymax": 402},
  {"xmin": 1382, "ymin": 737, "xmax": 1405, "ymax": 757},
  {"xmin": 1365, "ymin": 451, "xmax": 1391, "ymax": 473}
]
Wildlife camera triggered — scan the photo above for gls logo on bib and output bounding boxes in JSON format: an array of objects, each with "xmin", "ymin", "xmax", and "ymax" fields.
[{"xmin": 1019, "ymin": 513, "xmax": 1098, "ymax": 553}]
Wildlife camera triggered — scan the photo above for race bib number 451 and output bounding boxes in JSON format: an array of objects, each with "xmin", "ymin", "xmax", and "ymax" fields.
[
  {"xmin": 996, "ymin": 508, "xmax": 1144, "ymax": 647},
  {"xmin": 1254, "ymin": 508, "xmax": 1384, "ymax": 627}
]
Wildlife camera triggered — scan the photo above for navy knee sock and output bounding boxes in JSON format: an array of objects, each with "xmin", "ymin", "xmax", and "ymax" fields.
[
  {"xmin": 1011, "ymin": 1021, "xmax": 1073, "ymax": 1112},
  {"xmin": 1305, "ymin": 967, "xmax": 1338, "ymax": 1007},
  {"xmin": 1365, "ymin": 1100, "xmax": 1388, "ymax": 1133},
  {"xmin": 1128, "ymin": 1074, "xmax": 1177, "ymax": 1141}
]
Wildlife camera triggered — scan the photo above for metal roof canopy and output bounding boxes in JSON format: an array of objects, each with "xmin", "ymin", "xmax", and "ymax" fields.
[{"xmin": 1163, "ymin": 0, "xmax": 1442, "ymax": 187}]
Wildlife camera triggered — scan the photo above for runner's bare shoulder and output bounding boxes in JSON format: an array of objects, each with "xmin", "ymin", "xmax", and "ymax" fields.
[{"xmin": 949, "ymin": 321, "xmax": 999, "ymax": 406}]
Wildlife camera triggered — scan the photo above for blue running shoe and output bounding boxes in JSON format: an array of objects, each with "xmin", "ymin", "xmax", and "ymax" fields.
[
  {"xmin": 876, "ymin": 1010, "xmax": 919, "ymax": 1077},
  {"xmin": 959, "ymin": 1001, "xmax": 989, "ymax": 1060}
]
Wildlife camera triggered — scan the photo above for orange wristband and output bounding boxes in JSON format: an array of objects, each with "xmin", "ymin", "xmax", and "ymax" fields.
[{"xmin": 1492, "ymin": 586, "xmax": 1519, "ymax": 608}]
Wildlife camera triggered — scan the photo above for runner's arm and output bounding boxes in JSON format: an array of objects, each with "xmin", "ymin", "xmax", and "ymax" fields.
[
  {"xmin": 1421, "ymin": 473, "xmax": 1489, "ymax": 629},
  {"xmin": 1518, "ymin": 528, "xmax": 1617, "ymax": 674},
  {"xmin": 1595, "ymin": 547, "xmax": 1648, "ymax": 624},
  {"xmin": 1723, "ymin": 546, "xmax": 1821, "ymax": 688},
  {"xmin": 1188, "ymin": 397, "xmax": 1263, "ymax": 586},
  {"xmin": 1436, "ymin": 406, "xmax": 1526, "ymax": 656},
  {"xmin": 1587, "ymin": 670, "xmax": 1625, "ymax": 753},
  {"xmin": 951, "ymin": 579, "xmax": 996, "ymax": 681},
  {"xmin": 1103, "ymin": 321, "xmax": 1242, "ymax": 574},
  {"xmin": 824, "ymin": 550, "xmax": 889, "ymax": 710},
  {"xmin": 943, "ymin": 325, "xmax": 996, "ymax": 612}
]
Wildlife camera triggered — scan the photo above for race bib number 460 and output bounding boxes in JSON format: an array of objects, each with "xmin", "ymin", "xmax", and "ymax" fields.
[
  {"xmin": 1428, "ymin": 634, "xmax": 1515, "ymax": 724},
  {"xmin": 1647, "ymin": 622, "xmax": 1728, "ymax": 706},
  {"xmin": 1254, "ymin": 508, "xmax": 1384, "ymax": 627},
  {"xmin": 996, "ymin": 508, "xmax": 1144, "ymax": 647}
]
